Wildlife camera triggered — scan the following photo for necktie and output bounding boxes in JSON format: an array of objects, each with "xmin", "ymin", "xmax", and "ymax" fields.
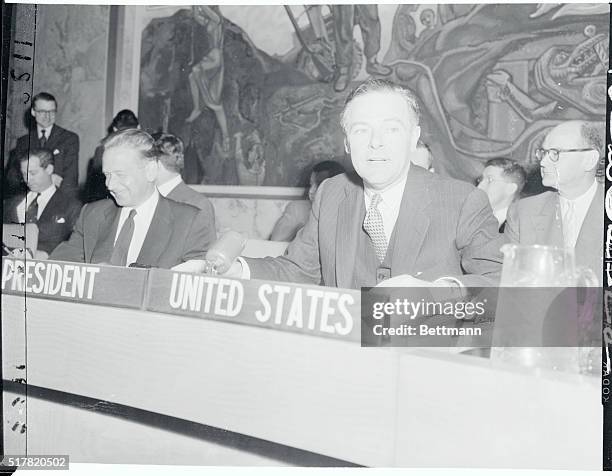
[
  {"xmin": 24, "ymin": 194, "xmax": 40, "ymax": 223},
  {"xmin": 561, "ymin": 200, "xmax": 576, "ymax": 248},
  {"xmin": 363, "ymin": 193, "xmax": 388, "ymax": 263},
  {"xmin": 39, "ymin": 129, "xmax": 47, "ymax": 148},
  {"xmin": 110, "ymin": 209, "xmax": 137, "ymax": 266}
]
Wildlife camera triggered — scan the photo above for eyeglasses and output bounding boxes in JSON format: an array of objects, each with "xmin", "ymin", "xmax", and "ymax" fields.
[
  {"xmin": 535, "ymin": 148, "xmax": 595, "ymax": 163},
  {"xmin": 34, "ymin": 109, "xmax": 56, "ymax": 116}
]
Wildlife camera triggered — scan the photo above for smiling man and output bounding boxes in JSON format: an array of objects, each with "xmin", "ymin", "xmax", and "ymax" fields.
[
  {"xmin": 203, "ymin": 79, "xmax": 504, "ymax": 289},
  {"xmin": 50, "ymin": 129, "xmax": 215, "ymax": 268},
  {"xmin": 505, "ymin": 120, "xmax": 604, "ymax": 274}
]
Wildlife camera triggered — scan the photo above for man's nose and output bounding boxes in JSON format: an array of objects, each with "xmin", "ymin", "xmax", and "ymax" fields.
[{"xmin": 368, "ymin": 128, "xmax": 384, "ymax": 149}]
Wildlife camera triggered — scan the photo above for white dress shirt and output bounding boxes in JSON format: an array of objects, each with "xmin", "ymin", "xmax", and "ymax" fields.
[
  {"xmin": 16, "ymin": 184, "xmax": 56, "ymax": 222},
  {"xmin": 493, "ymin": 206, "xmax": 508, "ymax": 228},
  {"xmin": 157, "ymin": 175, "xmax": 183, "ymax": 197},
  {"xmin": 37, "ymin": 124, "xmax": 53, "ymax": 140},
  {"xmin": 114, "ymin": 190, "xmax": 160, "ymax": 266},
  {"xmin": 559, "ymin": 179, "xmax": 598, "ymax": 248}
]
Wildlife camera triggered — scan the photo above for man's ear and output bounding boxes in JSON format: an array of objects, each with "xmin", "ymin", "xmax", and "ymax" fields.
[
  {"xmin": 344, "ymin": 137, "xmax": 350, "ymax": 155},
  {"xmin": 30, "ymin": 108, "xmax": 36, "ymax": 119},
  {"xmin": 145, "ymin": 160, "xmax": 159, "ymax": 182},
  {"xmin": 410, "ymin": 126, "xmax": 421, "ymax": 151},
  {"xmin": 45, "ymin": 164, "xmax": 55, "ymax": 176},
  {"xmin": 582, "ymin": 149, "xmax": 600, "ymax": 172},
  {"xmin": 507, "ymin": 182, "xmax": 518, "ymax": 198}
]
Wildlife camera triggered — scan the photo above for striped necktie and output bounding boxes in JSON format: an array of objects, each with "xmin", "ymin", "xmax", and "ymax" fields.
[
  {"xmin": 39, "ymin": 129, "xmax": 47, "ymax": 148},
  {"xmin": 25, "ymin": 193, "xmax": 40, "ymax": 223},
  {"xmin": 363, "ymin": 193, "xmax": 388, "ymax": 263},
  {"xmin": 110, "ymin": 209, "xmax": 137, "ymax": 266}
]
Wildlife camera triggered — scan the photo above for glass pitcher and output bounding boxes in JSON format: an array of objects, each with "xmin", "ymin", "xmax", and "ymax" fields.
[{"xmin": 492, "ymin": 244, "xmax": 600, "ymax": 374}]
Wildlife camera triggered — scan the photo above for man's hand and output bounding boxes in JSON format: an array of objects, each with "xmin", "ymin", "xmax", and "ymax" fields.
[
  {"xmin": 34, "ymin": 250, "xmax": 49, "ymax": 260},
  {"xmin": 51, "ymin": 173, "xmax": 63, "ymax": 188},
  {"xmin": 219, "ymin": 259, "xmax": 243, "ymax": 278},
  {"xmin": 9, "ymin": 248, "xmax": 33, "ymax": 260}
]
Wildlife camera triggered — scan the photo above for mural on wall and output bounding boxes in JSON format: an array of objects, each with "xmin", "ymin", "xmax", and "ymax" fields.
[{"xmin": 138, "ymin": 4, "xmax": 609, "ymax": 188}]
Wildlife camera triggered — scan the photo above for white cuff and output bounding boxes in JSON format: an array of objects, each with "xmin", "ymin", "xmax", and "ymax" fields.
[{"xmin": 236, "ymin": 257, "xmax": 251, "ymax": 280}]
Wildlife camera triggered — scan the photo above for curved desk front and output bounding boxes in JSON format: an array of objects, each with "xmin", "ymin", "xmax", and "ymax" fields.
[{"xmin": 1, "ymin": 258, "xmax": 601, "ymax": 469}]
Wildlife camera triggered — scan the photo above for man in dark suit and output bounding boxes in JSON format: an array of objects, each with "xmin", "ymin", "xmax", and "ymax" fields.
[
  {"xmin": 153, "ymin": 132, "xmax": 217, "ymax": 226},
  {"xmin": 181, "ymin": 79, "xmax": 505, "ymax": 289},
  {"xmin": 477, "ymin": 158, "xmax": 526, "ymax": 233},
  {"xmin": 6, "ymin": 92, "xmax": 80, "ymax": 198},
  {"xmin": 505, "ymin": 121, "xmax": 604, "ymax": 276},
  {"xmin": 51, "ymin": 129, "xmax": 216, "ymax": 268},
  {"xmin": 3, "ymin": 149, "xmax": 81, "ymax": 259}
]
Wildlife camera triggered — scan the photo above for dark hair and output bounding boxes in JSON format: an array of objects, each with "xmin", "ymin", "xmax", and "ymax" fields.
[
  {"xmin": 153, "ymin": 132, "xmax": 184, "ymax": 173},
  {"xmin": 32, "ymin": 92, "xmax": 57, "ymax": 109},
  {"xmin": 312, "ymin": 160, "xmax": 345, "ymax": 184},
  {"xmin": 416, "ymin": 139, "xmax": 432, "ymax": 154},
  {"xmin": 484, "ymin": 158, "xmax": 527, "ymax": 197},
  {"xmin": 19, "ymin": 148, "xmax": 54, "ymax": 169},
  {"xmin": 102, "ymin": 129, "xmax": 158, "ymax": 162},
  {"xmin": 110, "ymin": 109, "xmax": 139, "ymax": 133},
  {"xmin": 341, "ymin": 78, "xmax": 420, "ymax": 131}
]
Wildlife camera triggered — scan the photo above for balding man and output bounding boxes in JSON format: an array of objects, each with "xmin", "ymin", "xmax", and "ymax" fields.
[
  {"xmin": 505, "ymin": 121, "xmax": 604, "ymax": 274},
  {"xmin": 51, "ymin": 129, "xmax": 214, "ymax": 268}
]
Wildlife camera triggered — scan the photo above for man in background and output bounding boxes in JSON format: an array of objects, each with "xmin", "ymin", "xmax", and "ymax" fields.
[
  {"xmin": 477, "ymin": 158, "xmax": 526, "ymax": 232},
  {"xmin": 411, "ymin": 140, "xmax": 435, "ymax": 173},
  {"xmin": 270, "ymin": 160, "xmax": 345, "ymax": 242},
  {"xmin": 505, "ymin": 120, "xmax": 603, "ymax": 274},
  {"xmin": 51, "ymin": 129, "xmax": 214, "ymax": 268},
  {"xmin": 153, "ymin": 132, "xmax": 216, "ymax": 220},
  {"xmin": 3, "ymin": 149, "xmax": 81, "ymax": 259},
  {"xmin": 6, "ymin": 92, "xmax": 79, "ymax": 197}
]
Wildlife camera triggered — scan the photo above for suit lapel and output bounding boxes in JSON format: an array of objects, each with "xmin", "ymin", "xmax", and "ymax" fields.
[
  {"xmin": 335, "ymin": 182, "xmax": 363, "ymax": 288},
  {"xmin": 389, "ymin": 168, "xmax": 430, "ymax": 275},
  {"xmin": 576, "ymin": 183, "xmax": 603, "ymax": 255},
  {"xmin": 531, "ymin": 193, "xmax": 563, "ymax": 247},
  {"xmin": 136, "ymin": 197, "xmax": 173, "ymax": 266},
  {"xmin": 90, "ymin": 203, "xmax": 121, "ymax": 263},
  {"xmin": 38, "ymin": 189, "xmax": 60, "ymax": 223}
]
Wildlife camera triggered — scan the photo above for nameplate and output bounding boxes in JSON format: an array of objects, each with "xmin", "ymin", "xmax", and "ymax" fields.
[
  {"xmin": 1, "ymin": 258, "xmax": 148, "ymax": 309},
  {"xmin": 145, "ymin": 269, "xmax": 361, "ymax": 341}
]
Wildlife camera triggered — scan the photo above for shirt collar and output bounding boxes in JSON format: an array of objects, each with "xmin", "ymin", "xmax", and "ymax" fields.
[
  {"xmin": 558, "ymin": 179, "xmax": 597, "ymax": 206},
  {"xmin": 493, "ymin": 206, "xmax": 508, "ymax": 226},
  {"xmin": 37, "ymin": 124, "xmax": 53, "ymax": 138},
  {"xmin": 124, "ymin": 189, "xmax": 160, "ymax": 218},
  {"xmin": 363, "ymin": 173, "xmax": 408, "ymax": 209},
  {"xmin": 157, "ymin": 175, "xmax": 183, "ymax": 197}
]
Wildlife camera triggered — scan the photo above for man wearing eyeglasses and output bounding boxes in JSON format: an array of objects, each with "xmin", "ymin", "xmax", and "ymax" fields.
[
  {"xmin": 505, "ymin": 120, "xmax": 604, "ymax": 275},
  {"xmin": 6, "ymin": 92, "xmax": 79, "ymax": 198}
]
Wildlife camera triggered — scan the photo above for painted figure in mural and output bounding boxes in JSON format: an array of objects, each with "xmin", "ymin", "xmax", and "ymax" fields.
[
  {"xmin": 331, "ymin": 5, "xmax": 392, "ymax": 92},
  {"xmin": 384, "ymin": 3, "xmax": 608, "ymax": 183},
  {"xmin": 186, "ymin": 5, "xmax": 230, "ymax": 154},
  {"xmin": 234, "ymin": 130, "xmax": 266, "ymax": 186}
]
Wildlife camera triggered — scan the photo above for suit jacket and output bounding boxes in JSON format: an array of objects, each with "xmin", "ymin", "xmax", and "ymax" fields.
[
  {"xmin": 3, "ymin": 189, "xmax": 82, "ymax": 254},
  {"xmin": 7, "ymin": 125, "xmax": 80, "ymax": 197},
  {"xmin": 50, "ymin": 195, "xmax": 216, "ymax": 268},
  {"xmin": 167, "ymin": 181, "xmax": 216, "ymax": 218},
  {"xmin": 505, "ymin": 183, "xmax": 604, "ymax": 276},
  {"xmin": 246, "ymin": 167, "xmax": 505, "ymax": 288},
  {"xmin": 270, "ymin": 200, "xmax": 311, "ymax": 241}
]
